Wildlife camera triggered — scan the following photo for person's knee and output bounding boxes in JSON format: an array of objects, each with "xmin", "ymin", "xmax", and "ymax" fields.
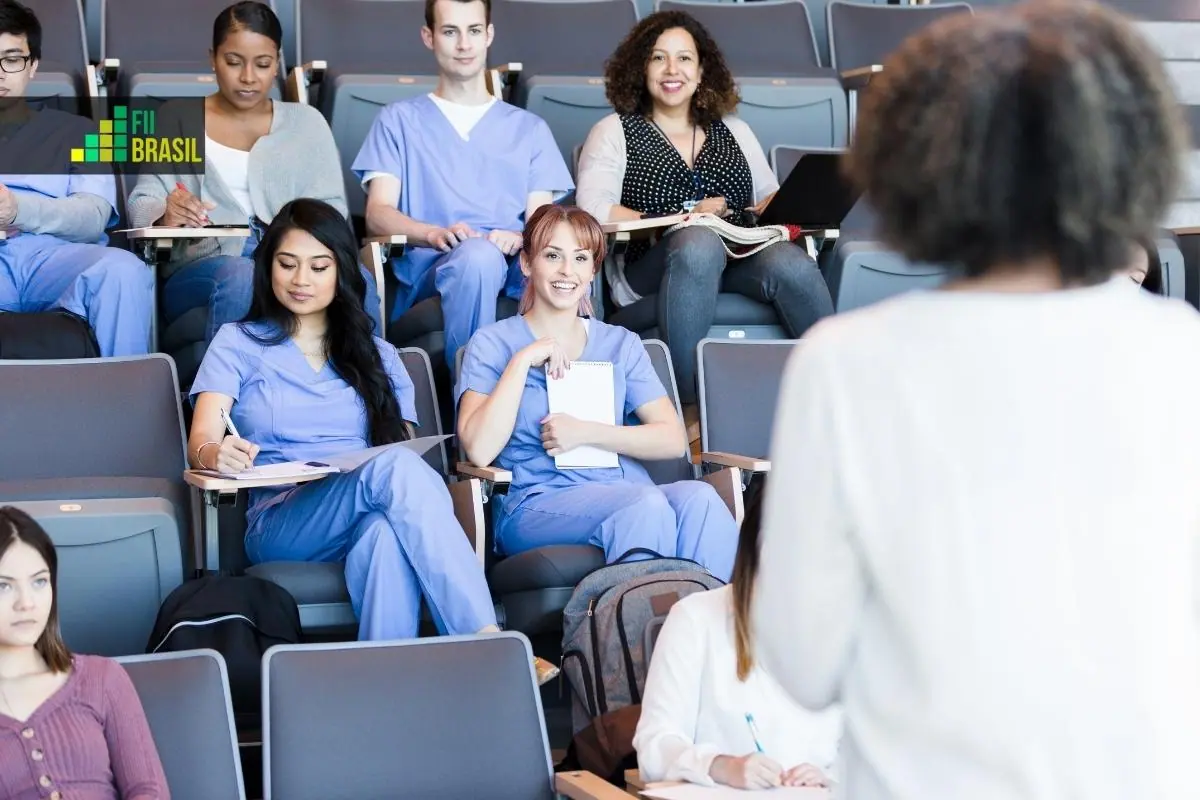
[
  {"xmin": 360, "ymin": 445, "xmax": 442, "ymax": 493},
  {"xmin": 671, "ymin": 480, "xmax": 728, "ymax": 516},
  {"xmin": 437, "ymin": 239, "xmax": 509, "ymax": 291},
  {"xmin": 665, "ymin": 227, "xmax": 726, "ymax": 278},
  {"xmin": 93, "ymin": 249, "xmax": 154, "ymax": 295},
  {"xmin": 621, "ymin": 485, "xmax": 676, "ymax": 524},
  {"xmin": 212, "ymin": 256, "xmax": 255, "ymax": 290}
]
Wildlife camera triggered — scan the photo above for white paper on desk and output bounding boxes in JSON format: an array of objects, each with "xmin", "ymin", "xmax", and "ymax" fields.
[
  {"xmin": 545, "ymin": 361, "xmax": 619, "ymax": 469},
  {"xmin": 199, "ymin": 435, "xmax": 452, "ymax": 480},
  {"xmin": 319, "ymin": 435, "xmax": 452, "ymax": 471},
  {"xmin": 641, "ymin": 784, "xmax": 828, "ymax": 799}
]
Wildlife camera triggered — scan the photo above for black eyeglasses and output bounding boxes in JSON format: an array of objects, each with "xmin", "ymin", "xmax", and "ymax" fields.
[{"xmin": 0, "ymin": 55, "xmax": 32, "ymax": 74}]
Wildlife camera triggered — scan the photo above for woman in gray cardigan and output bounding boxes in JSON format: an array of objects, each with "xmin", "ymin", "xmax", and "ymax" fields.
[{"xmin": 127, "ymin": 2, "xmax": 362, "ymax": 346}]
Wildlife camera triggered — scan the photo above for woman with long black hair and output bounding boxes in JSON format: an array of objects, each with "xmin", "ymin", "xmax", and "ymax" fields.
[{"xmin": 187, "ymin": 198, "xmax": 498, "ymax": 643}]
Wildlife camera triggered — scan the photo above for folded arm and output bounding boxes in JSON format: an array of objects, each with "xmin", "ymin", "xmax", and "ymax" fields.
[{"xmin": 9, "ymin": 190, "xmax": 112, "ymax": 242}]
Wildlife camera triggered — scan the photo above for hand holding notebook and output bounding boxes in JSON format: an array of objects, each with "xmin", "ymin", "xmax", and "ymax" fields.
[{"xmin": 545, "ymin": 361, "xmax": 619, "ymax": 469}]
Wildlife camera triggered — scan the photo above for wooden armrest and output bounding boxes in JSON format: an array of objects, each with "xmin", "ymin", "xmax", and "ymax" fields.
[
  {"xmin": 1171, "ymin": 225, "xmax": 1200, "ymax": 236},
  {"xmin": 700, "ymin": 466, "xmax": 745, "ymax": 527},
  {"xmin": 183, "ymin": 469, "xmax": 330, "ymax": 492},
  {"xmin": 85, "ymin": 63, "xmax": 100, "ymax": 98},
  {"xmin": 493, "ymin": 62, "xmax": 522, "ymax": 75},
  {"xmin": 456, "ymin": 462, "xmax": 513, "ymax": 484},
  {"xmin": 623, "ymin": 769, "xmax": 646, "ymax": 793},
  {"xmin": 556, "ymin": 771, "xmax": 632, "ymax": 800},
  {"xmin": 120, "ymin": 227, "xmax": 252, "ymax": 240},
  {"xmin": 702, "ymin": 451, "xmax": 771, "ymax": 473},
  {"xmin": 485, "ymin": 62, "xmax": 523, "ymax": 99},
  {"xmin": 286, "ymin": 60, "xmax": 327, "ymax": 103},
  {"xmin": 840, "ymin": 64, "xmax": 883, "ymax": 90}
]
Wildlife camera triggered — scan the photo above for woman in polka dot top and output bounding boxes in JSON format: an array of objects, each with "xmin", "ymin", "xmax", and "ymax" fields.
[{"xmin": 576, "ymin": 10, "xmax": 834, "ymax": 407}]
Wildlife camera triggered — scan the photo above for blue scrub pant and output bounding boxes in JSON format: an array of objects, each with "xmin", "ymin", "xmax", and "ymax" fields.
[
  {"xmin": 412, "ymin": 238, "xmax": 516, "ymax": 371},
  {"xmin": 244, "ymin": 446, "xmax": 497, "ymax": 641},
  {"xmin": 497, "ymin": 479, "xmax": 738, "ymax": 582},
  {"xmin": 0, "ymin": 233, "xmax": 153, "ymax": 356}
]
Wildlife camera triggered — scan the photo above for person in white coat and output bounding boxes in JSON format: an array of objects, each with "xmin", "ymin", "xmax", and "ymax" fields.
[
  {"xmin": 753, "ymin": 4, "xmax": 1200, "ymax": 800},
  {"xmin": 634, "ymin": 479, "xmax": 842, "ymax": 790}
]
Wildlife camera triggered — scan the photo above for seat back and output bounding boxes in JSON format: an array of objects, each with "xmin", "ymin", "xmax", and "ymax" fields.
[
  {"xmin": 697, "ymin": 339, "xmax": 796, "ymax": 459},
  {"xmin": 1123, "ymin": 6, "xmax": 1200, "ymax": 231},
  {"xmin": 0, "ymin": 356, "xmax": 191, "ymax": 653},
  {"xmin": 28, "ymin": 0, "xmax": 89, "ymax": 112},
  {"xmin": 490, "ymin": 0, "xmax": 638, "ymax": 168},
  {"xmin": 640, "ymin": 339, "xmax": 695, "ymax": 485},
  {"xmin": 398, "ymin": 345, "xmax": 451, "ymax": 475},
  {"xmin": 827, "ymin": 1, "xmax": 972, "ymax": 71},
  {"xmin": 657, "ymin": 0, "xmax": 848, "ymax": 153},
  {"xmin": 103, "ymin": 0, "xmax": 284, "ymax": 97},
  {"xmin": 776, "ymin": 0, "xmax": 889, "ymax": 68},
  {"xmin": 296, "ymin": 0, "xmax": 435, "ymax": 219},
  {"xmin": 0, "ymin": 355, "xmax": 187, "ymax": 483},
  {"xmin": 263, "ymin": 634, "xmax": 555, "ymax": 800},
  {"xmin": 116, "ymin": 650, "xmax": 246, "ymax": 800}
]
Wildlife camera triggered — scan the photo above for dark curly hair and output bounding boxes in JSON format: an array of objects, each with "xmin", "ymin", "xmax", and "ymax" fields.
[
  {"xmin": 847, "ymin": 0, "xmax": 1186, "ymax": 286},
  {"xmin": 603, "ymin": 10, "xmax": 739, "ymax": 128}
]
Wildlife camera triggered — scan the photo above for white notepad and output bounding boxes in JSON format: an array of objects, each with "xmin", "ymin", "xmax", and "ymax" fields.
[{"xmin": 545, "ymin": 361, "xmax": 619, "ymax": 469}]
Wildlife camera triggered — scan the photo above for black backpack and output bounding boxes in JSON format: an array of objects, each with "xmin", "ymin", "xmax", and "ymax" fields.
[
  {"xmin": 0, "ymin": 310, "xmax": 100, "ymax": 359},
  {"xmin": 147, "ymin": 575, "xmax": 302, "ymax": 727}
]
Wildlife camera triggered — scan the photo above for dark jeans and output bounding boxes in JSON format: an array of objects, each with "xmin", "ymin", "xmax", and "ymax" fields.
[{"xmin": 627, "ymin": 226, "xmax": 834, "ymax": 403}]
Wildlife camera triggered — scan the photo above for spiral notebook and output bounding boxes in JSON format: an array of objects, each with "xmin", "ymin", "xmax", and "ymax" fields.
[{"xmin": 546, "ymin": 361, "xmax": 619, "ymax": 469}]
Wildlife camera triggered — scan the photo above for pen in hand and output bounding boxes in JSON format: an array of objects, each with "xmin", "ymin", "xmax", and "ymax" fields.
[
  {"xmin": 745, "ymin": 713, "xmax": 765, "ymax": 754},
  {"xmin": 219, "ymin": 406, "xmax": 241, "ymax": 440}
]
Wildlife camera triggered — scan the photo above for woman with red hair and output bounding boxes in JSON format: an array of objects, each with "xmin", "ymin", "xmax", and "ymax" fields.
[{"xmin": 455, "ymin": 205, "xmax": 737, "ymax": 579}]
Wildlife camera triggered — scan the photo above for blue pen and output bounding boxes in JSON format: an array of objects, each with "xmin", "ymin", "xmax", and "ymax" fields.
[{"xmin": 745, "ymin": 713, "xmax": 765, "ymax": 754}]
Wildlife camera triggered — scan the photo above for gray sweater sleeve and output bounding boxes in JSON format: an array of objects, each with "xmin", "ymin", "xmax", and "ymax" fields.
[{"xmin": 13, "ymin": 192, "xmax": 113, "ymax": 243}]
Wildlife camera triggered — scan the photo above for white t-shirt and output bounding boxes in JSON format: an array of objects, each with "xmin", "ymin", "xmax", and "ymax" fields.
[
  {"xmin": 361, "ymin": 94, "xmax": 497, "ymax": 188},
  {"xmin": 755, "ymin": 278, "xmax": 1200, "ymax": 800},
  {"xmin": 205, "ymin": 136, "xmax": 253, "ymax": 219}
]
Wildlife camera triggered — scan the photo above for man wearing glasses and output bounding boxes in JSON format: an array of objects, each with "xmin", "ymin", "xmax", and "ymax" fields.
[{"xmin": 0, "ymin": 0, "xmax": 152, "ymax": 356}]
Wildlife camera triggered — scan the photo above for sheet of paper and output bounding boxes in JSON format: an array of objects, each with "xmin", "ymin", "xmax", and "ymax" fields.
[
  {"xmin": 546, "ymin": 361, "xmax": 619, "ymax": 469},
  {"xmin": 641, "ymin": 784, "xmax": 828, "ymax": 800},
  {"xmin": 197, "ymin": 461, "xmax": 339, "ymax": 481},
  {"xmin": 197, "ymin": 435, "xmax": 453, "ymax": 480},
  {"xmin": 319, "ymin": 435, "xmax": 453, "ymax": 471}
]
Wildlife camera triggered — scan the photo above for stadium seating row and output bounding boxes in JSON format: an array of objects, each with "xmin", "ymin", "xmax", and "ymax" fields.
[
  {"xmin": 0, "ymin": 337, "xmax": 779, "ymax": 658},
  {"xmin": 121, "ymin": 636, "xmax": 616, "ymax": 800}
]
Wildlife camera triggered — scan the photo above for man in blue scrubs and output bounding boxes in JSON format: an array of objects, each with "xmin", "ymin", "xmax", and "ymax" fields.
[
  {"xmin": 352, "ymin": 0, "xmax": 573, "ymax": 370},
  {"xmin": 0, "ymin": 0, "xmax": 153, "ymax": 356}
]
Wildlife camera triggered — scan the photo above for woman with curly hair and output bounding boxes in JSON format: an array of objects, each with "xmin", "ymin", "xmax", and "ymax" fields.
[
  {"xmin": 753, "ymin": 2, "xmax": 1200, "ymax": 798},
  {"xmin": 575, "ymin": 10, "xmax": 833, "ymax": 408}
]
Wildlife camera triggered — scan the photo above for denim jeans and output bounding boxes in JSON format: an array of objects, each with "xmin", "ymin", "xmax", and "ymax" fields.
[
  {"xmin": 627, "ymin": 226, "xmax": 834, "ymax": 403},
  {"xmin": 162, "ymin": 220, "xmax": 383, "ymax": 344}
]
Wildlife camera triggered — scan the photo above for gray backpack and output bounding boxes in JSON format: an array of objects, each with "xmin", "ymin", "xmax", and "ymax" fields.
[{"xmin": 561, "ymin": 549, "xmax": 725, "ymax": 734}]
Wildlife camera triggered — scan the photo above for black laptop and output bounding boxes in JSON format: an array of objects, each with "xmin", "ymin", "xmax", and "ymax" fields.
[{"xmin": 755, "ymin": 150, "xmax": 861, "ymax": 230}]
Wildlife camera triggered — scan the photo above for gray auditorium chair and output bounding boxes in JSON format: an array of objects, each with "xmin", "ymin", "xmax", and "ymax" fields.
[
  {"xmin": 696, "ymin": 338, "xmax": 795, "ymax": 481},
  {"xmin": 190, "ymin": 347, "xmax": 450, "ymax": 634},
  {"xmin": 0, "ymin": 356, "xmax": 190, "ymax": 656},
  {"xmin": 116, "ymin": 650, "xmax": 246, "ymax": 800},
  {"xmin": 823, "ymin": 235, "xmax": 949, "ymax": 312},
  {"xmin": 28, "ymin": 0, "xmax": 95, "ymax": 117},
  {"xmin": 828, "ymin": 1, "xmax": 972, "ymax": 130},
  {"xmin": 288, "ymin": 0, "xmax": 436, "ymax": 221},
  {"xmin": 101, "ymin": 0, "xmax": 285, "ymax": 98},
  {"xmin": 657, "ymin": 1, "xmax": 849, "ymax": 156},
  {"xmin": 262, "ymin": 634, "xmax": 628, "ymax": 800},
  {"xmin": 487, "ymin": 0, "xmax": 638, "ymax": 171},
  {"xmin": 453, "ymin": 339, "xmax": 744, "ymax": 636},
  {"xmin": 782, "ymin": 0, "xmax": 889, "ymax": 68}
]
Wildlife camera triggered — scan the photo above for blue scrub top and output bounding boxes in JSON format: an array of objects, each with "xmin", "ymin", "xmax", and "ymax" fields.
[
  {"xmin": 455, "ymin": 316, "xmax": 668, "ymax": 515},
  {"xmin": 191, "ymin": 321, "xmax": 419, "ymax": 520}
]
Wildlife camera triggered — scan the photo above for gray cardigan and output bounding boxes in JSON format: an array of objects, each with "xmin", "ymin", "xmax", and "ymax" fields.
[{"xmin": 127, "ymin": 100, "xmax": 348, "ymax": 279}]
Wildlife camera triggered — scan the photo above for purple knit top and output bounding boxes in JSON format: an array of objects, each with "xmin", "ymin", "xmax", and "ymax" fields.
[{"xmin": 0, "ymin": 654, "xmax": 168, "ymax": 799}]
